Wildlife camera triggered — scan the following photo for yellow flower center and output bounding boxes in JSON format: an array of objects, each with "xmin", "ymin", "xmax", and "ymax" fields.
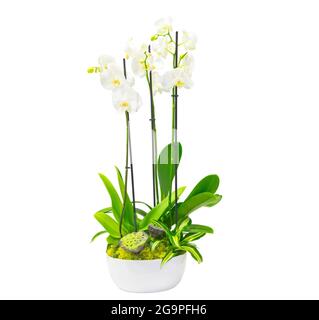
[
  {"xmin": 175, "ymin": 80, "xmax": 185, "ymax": 87},
  {"xmin": 120, "ymin": 101, "xmax": 129, "ymax": 108},
  {"xmin": 112, "ymin": 79, "xmax": 121, "ymax": 87}
]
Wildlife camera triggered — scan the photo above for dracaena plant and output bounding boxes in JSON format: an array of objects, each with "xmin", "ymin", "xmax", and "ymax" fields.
[
  {"xmin": 151, "ymin": 218, "xmax": 213, "ymax": 265},
  {"xmin": 89, "ymin": 18, "xmax": 222, "ymax": 265}
]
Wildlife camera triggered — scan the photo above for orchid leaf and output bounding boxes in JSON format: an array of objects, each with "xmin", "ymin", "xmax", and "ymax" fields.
[
  {"xmin": 107, "ymin": 235, "xmax": 120, "ymax": 245},
  {"xmin": 139, "ymin": 186, "xmax": 186, "ymax": 229},
  {"xmin": 90, "ymin": 230, "xmax": 108, "ymax": 242},
  {"xmin": 115, "ymin": 166, "xmax": 135, "ymax": 231},
  {"xmin": 179, "ymin": 192, "xmax": 221, "ymax": 219},
  {"xmin": 185, "ymin": 175, "xmax": 220, "ymax": 201},
  {"xmin": 98, "ymin": 173, "xmax": 122, "ymax": 223},
  {"xmin": 158, "ymin": 143, "xmax": 182, "ymax": 200},
  {"xmin": 94, "ymin": 211, "xmax": 120, "ymax": 238}
]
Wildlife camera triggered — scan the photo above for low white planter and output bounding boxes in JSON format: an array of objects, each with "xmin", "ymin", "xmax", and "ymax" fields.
[{"xmin": 107, "ymin": 254, "xmax": 187, "ymax": 293}]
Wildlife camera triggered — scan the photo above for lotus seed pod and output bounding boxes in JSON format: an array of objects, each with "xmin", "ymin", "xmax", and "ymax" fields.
[
  {"xmin": 119, "ymin": 231, "xmax": 149, "ymax": 254},
  {"xmin": 148, "ymin": 224, "xmax": 165, "ymax": 239}
]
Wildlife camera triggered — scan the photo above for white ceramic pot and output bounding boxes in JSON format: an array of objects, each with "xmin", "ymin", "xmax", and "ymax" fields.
[{"xmin": 107, "ymin": 254, "xmax": 187, "ymax": 293}]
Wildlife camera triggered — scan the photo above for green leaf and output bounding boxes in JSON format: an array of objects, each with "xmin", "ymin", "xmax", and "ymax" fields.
[
  {"xmin": 184, "ymin": 224, "xmax": 214, "ymax": 234},
  {"xmin": 95, "ymin": 207, "xmax": 112, "ymax": 215},
  {"xmin": 136, "ymin": 208, "xmax": 147, "ymax": 217},
  {"xmin": 135, "ymin": 201, "xmax": 153, "ymax": 210},
  {"xmin": 181, "ymin": 232, "xmax": 206, "ymax": 244},
  {"xmin": 180, "ymin": 244, "xmax": 203, "ymax": 263},
  {"xmin": 171, "ymin": 235, "xmax": 181, "ymax": 248},
  {"xmin": 185, "ymin": 175, "xmax": 220, "ymax": 201},
  {"xmin": 206, "ymin": 194, "xmax": 222, "ymax": 207},
  {"xmin": 179, "ymin": 192, "xmax": 221, "ymax": 219},
  {"xmin": 158, "ymin": 143, "xmax": 182, "ymax": 200},
  {"xmin": 98, "ymin": 173, "xmax": 122, "ymax": 223},
  {"xmin": 152, "ymin": 220, "xmax": 174, "ymax": 244},
  {"xmin": 94, "ymin": 211, "xmax": 120, "ymax": 238},
  {"xmin": 176, "ymin": 217, "xmax": 191, "ymax": 234},
  {"xmin": 90, "ymin": 230, "xmax": 108, "ymax": 242},
  {"xmin": 114, "ymin": 167, "xmax": 135, "ymax": 231},
  {"xmin": 151, "ymin": 240, "xmax": 162, "ymax": 252},
  {"xmin": 161, "ymin": 250, "xmax": 176, "ymax": 266},
  {"xmin": 107, "ymin": 235, "xmax": 120, "ymax": 245},
  {"xmin": 139, "ymin": 186, "xmax": 186, "ymax": 229}
]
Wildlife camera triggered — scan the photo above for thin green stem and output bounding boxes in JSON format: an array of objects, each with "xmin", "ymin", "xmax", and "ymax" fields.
[
  {"xmin": 119, "ymin": 59, "xmax": 138, "ymax": 234},
  {"xmin": 146, "ymin": 46, "xmax": 159, "ymax": 206},
  {"xmin": 126, "ymin": 111, "xmax": 138, "ymax": 231},
  {"xmin": 119, "ymin": 112, "xmax": 130, "ymax": 237},
  {"xmin": 173, "ymin": 31, "xmax": 179, "ymax": 227}
]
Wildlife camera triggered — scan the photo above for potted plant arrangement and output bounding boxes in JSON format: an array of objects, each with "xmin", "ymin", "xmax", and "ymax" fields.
[{"xmin": 88, "ymin": 18, "xmax": 222, "ymax": 293}]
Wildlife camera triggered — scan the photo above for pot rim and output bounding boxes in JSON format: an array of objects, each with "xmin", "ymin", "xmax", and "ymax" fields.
[{"xmin": 106, "ymin": 252, "xmax": 186, "ymax": 263}]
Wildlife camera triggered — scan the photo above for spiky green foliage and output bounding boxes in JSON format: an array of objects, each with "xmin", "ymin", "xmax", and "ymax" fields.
[{"xmin": 152, "ymin": 218, "xmax": 213, "ymax": 266}]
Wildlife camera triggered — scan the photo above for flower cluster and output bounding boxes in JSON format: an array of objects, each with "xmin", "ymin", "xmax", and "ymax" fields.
[
  {"xmin": 98, "ymin": 55, "xmax": 142, "ymax": 113},
  {"xmin": 90, "ymin": 18, "xmax": 197, "ymax": 113},
  {"xmin": 124, "ymin": 17, "xmax": 197, "ymax": 94}
]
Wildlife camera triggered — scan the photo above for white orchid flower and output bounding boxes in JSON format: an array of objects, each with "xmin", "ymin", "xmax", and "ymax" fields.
[
  {"xmin": 151, "ymin": 36, "xmax": 174, "ymax": 58},
  {"xmin": 162, "ymin": 68, "xmax": 193, "ymax": 91},
  {"xmin": 155, "ymin": 17, "xmax": 173, "ymax": 35},
  {"xmin": 179, "ymin": 54, "xmax": 194, "ymax": 74},
  {"xmin": 124, "ymin": 38, "xmax": 140, "ymax": 60},
  {"xmin": 180, "ymin": 31, "xmax": 197, "ymax": 50},
  {"xmin": 132, "ymin": 51, "xmax": 158, "ymax": 77},
  {"xmin": 100, "ymin": 63, "xmax": 135, "ymax": 90},
  {"xmin": 131, "ymin": 52, "xmax": 147, "ymax": 77},
  {"xmin": 112, "ymin": 86, "xmax": 142, "ymax": 113},
  {"xmin": 100, "ymin": 64, "xmax": 126, "ymax": 90},
  {"xmin": 98, "ymin": 55, "xmax": 115, "ymax": 70},
  {"xmin": 152, "ymin": 72, "xmax": 164, "ymax": 95}
]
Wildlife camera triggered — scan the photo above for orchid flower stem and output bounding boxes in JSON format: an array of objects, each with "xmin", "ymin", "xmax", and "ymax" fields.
[
  {"xmin": 119, "ymin": 111, "xmax": 129, "ymax": 237},
  {"xmin": 147, "ymin": 45, "xmax": 159, "ymax": 206},
  {"xmin": 119, "ymin": 59, "xmax": 138, "ymax": 235},
  {"xmin": 173, "ymin": 31, "xmax": 179, "ymax": 227},
  {"xmin": 127, "ymin": 111, "xmax": 138, "ymax": 231}
]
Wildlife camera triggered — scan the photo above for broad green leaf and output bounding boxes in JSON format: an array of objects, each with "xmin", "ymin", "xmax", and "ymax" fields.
[
  {"xmin": 181, "ymin": 232, "xmax": 206, "ymax": 244},
  {"xmin": 206, "ymin": 194, "xmax": 222, "ymax": 207},
  {"xmin": 95, "ymin": 207, "xmax": 112, "ymax": 215},
  {"xmin": 185, "ymin": 175, "xmax": 220, "ymax": 201},
  {"xmin": 136, "ymin": 208, "xmax": 147, "ymax": 216},
  {"xmin": 90, "ymin": 230, "xmax": 108, "ymax": 242},
  {"xmin": 158, "ymin": 143, "xmax": 182, "ymax": 200},
  {"xmin": 184, "ymin": 224, "xmax": 214, "ymax": 234},
  {"xmin": 114, "ymin": 166, "xmax": 135, "ymax": 231},
  {"xmin": 98, "ymin": 173, "xmax": 122, "ymax": 222},
  {"xmin": 107, "ymin": 235, "xmax": 120, "ymax": 245},
  {"xmin": 94, "ymin": 211, "xmax": 120, "ymax": 238},
  {"xmin": 139, "ymin": 186, "xmax": 186, "ymax": 229},
  {"xmin": 180, "ymin": 244, "xmax": 203, "ymax": 263},
  {"xmin": 179, "ymin": 192, "xmax": 221, "ymax": 219}
]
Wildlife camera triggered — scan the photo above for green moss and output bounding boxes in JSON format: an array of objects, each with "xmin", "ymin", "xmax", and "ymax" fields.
[{"xmin": 107, "ymin": 241, "xmax": 169, "ymax": 260}]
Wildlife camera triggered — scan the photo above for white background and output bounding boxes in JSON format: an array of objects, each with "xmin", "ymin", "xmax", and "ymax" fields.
[{"xmin": 0, "ymin": 0, "xmax": 319, "ymax": 300}]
